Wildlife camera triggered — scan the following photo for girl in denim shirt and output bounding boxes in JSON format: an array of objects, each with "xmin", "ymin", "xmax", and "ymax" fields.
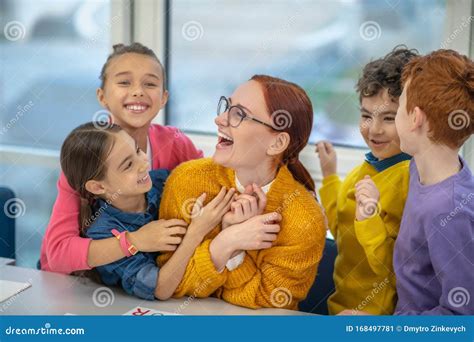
[{"xmin": 60, "ymin": 122, "xmax": 235, "ymax": 300}]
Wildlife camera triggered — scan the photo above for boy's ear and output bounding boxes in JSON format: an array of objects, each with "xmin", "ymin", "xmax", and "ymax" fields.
[
  {"xmin": 96, "ymin": 88, "xmax": 108, "ymax": 109},
  {"xmin": 267, "ymin": 132, "xmax": 291, "ymax": 157},
  {"xmin": 412, "ymin": 106, "xmax": 426, "ymax": 131},
  {"xmin": 85, "ymin": 180, "xmax": 106, "ymax": 196}
]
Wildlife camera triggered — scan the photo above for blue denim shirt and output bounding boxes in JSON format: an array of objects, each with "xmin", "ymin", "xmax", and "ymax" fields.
[{"xmin": 86, "ymin": 169, "xmax": 169, "ymax": 300}]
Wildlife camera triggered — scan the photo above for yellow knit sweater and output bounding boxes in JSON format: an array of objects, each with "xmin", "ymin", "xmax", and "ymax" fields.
[
  {"xmin": 157, "ymin": 158, "xmax": 326, "ymax": 310},
  {"xmin": 319, "ymin": 160, "xmax": 410, "ymax": 315}
]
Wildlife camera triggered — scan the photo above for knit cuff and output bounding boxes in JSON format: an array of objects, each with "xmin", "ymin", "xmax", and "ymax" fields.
[
  {"xmin": 354, "ymin": 214, "xmax": 386, "ymax": 247},
  {"xmin": 194, "ymin": 239, "xmax": 228, "ymax": 287},
  {"xmin": 224, "ymin": 255, "xmax": 257, "ymax": 289},
  {"xmin": 319, "ymin": 174, "xmax": 341, "ymax": 202},
  {"xmin": 321, "ymin": 174, "xmax": 340, "ymax": 187},
  {"xmin": 226, "ymin": 251, "xmax": 245, "ymax": 271}
]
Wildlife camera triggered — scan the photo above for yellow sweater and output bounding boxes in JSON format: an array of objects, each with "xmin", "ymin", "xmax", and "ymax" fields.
[
  {"xmin": 157, "ymin": 158, "xmax": 326, "ymax": 310},
  {"xmin": 319, "ymin": 160, "xmax": 410, "ymax": 315}
]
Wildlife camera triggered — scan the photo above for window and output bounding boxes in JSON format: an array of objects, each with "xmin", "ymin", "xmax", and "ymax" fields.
[
  {"xmin": 1, "ymin": 0, "xmax": 111, "ymax": 149},
  {"xmin": 167, "ymin": 0, "xmax": 446, "ymax": 147},
  {"xmin": 1, "ymin": 0, "xmax": 111, "ymax": 267}
]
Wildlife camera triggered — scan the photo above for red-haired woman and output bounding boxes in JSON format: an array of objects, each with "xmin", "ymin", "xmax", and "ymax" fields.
[{"xmin": 157, "ymin": 75, "xmax": 326, "ymax": 310}]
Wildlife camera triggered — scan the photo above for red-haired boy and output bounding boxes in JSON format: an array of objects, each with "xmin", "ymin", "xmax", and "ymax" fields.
[{"xmin": 394, "ymin": 49, "xmax": 473, "ymax": 315}]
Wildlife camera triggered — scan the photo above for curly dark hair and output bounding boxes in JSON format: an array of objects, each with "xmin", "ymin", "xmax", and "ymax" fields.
[{"xmin": 356, "ymin": 45, "xmax": 419, "ymax": 101}]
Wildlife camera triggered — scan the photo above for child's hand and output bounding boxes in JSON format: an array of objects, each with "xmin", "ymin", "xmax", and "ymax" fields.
[
  {"xmin": 129, "ymin": 219, "xmax": 188, "ymax": 252},
  {"xmin": 316, "ymin": 141, "xmax": 337, "ymax": 178},
  {"xmin": 187, "ymin": 187, "xmax": 236, "ymax": 239},
  {"xmin": 355, "ymin": 175, "xmax": 381, "ymax": 221},
  {"xmin": 222, "ymin": 183, "xmax": 267, "ymax": 229}
]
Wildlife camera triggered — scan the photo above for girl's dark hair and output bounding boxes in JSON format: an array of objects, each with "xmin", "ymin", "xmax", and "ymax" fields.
[
  {"xmin": 60, "ymin": 122, "xmax": 122, "ymax": 235},
  {"xmin": 356, "ymin": 45, "xmax": 419, "ymax": 101},
  {"xmin": 250, "ymin": 75, "xmax": 315, "ymax": 193},
  {"xmin": 99, "ymin": 42, "xmax": 166, "ymax": 89}
]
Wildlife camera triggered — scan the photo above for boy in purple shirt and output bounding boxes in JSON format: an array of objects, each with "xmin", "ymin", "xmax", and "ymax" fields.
[{"xmin": 394, "ymin": 49, "xmax": 473, "ymax": 315}]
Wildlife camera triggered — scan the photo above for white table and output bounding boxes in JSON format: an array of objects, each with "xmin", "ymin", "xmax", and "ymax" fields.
[
  {"xmin": 0, "ymin": 260, "xmax": 311, "ymax": 316},
  {"xmin": 0, "ymin": 258, "xmax": 14, "ymax": 267}
]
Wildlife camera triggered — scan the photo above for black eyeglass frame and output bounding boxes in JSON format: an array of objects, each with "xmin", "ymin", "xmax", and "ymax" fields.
[{"xmin": 217, "ymin": 96, "xmax": 278, "ymax": 130}]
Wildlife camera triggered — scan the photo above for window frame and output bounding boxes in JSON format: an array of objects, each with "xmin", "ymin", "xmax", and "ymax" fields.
[
  {"xmin": 0, "ymin": 0, "xmax": 472, "ymax": 186},
  {"xmin": 160, "ymin": 0, "xmax": 474, "ymax": 183}
]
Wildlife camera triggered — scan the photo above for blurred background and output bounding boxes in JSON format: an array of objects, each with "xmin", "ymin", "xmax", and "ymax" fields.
[{"xmin": 0, "ymin": 0, "xmax": 472, "ymax": 268}]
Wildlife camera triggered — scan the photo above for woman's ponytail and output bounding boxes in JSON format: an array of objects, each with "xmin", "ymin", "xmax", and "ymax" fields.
[{"xmin": 287, "ymin": 159, "xmax": 315, "ymax": 193}]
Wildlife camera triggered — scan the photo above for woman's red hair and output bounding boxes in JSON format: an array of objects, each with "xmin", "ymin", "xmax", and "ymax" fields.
[{"xmin": 250, "ymin": 75, "xmax": 315, "ymax": 193}]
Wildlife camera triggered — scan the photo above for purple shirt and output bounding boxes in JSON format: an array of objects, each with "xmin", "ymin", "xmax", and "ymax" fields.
[{"xmin": 394, "ymin": 157, "xmax": 474, "ymax": 315}]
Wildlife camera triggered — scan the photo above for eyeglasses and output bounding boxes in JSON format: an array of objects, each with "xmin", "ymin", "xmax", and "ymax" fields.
[{"xmin": 217, "ymin": 96, "xmax": 277, "ymax": 130}]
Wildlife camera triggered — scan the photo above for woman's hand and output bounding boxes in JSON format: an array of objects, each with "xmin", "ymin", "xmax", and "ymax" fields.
[
  {"xmin": 209, "ymin": 212, "xmax": 282, "ymax": 271},
  {"xmin": 226, "ymin": 212, "xmax": 281, "ymax": 250},
  {"xmin": 222, "ymin": 183, "xmax": 267, "ymax": 229},
  {"xmin": 187, "ymin": 187, "xmax": 236, "ymax": 241},
  {"xmin": 316, "ymin": 141, "xmax": 337, "ymax": 178},
  {"xmin": 128, "ymin": 219, "xmax": 188, "ymax": 252},
  {"xmin": 355, "ymin": 175, "xmax": 381, "ymax": 221}
]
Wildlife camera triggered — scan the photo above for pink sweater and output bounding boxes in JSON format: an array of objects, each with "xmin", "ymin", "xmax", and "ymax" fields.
[{"xmin": 40, "ymin": 124, "xmax": 203, "ymax": 274}]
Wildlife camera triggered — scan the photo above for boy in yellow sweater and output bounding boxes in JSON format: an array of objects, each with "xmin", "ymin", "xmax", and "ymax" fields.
[{"xmin": 316, "ymin": 46, "xmax": 418, "ymax": 315}]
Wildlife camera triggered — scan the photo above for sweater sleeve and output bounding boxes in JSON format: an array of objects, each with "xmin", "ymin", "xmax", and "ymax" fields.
[
  {"xmin": 397, "ymin": 214, "xmax": 474, "ymax": 315},
  {"xmin": 41, "ymin": 172, "xmax": 92, "ymax": 274},
  {"xmin": 156, "ymin": 166, "xmax": 227, "ymax": 297},
  {"xmin": 354, "ymin": 214, "xmax": 395, "ymax": 277},
  {"xmin": 167, "ymin": 239, "xmax": 228, "ymax": 298},
  {"xmin": 221, "ymin": 209, "xmax": 326, "ymax": 310},
  {"xmin": 319, "ymin": 174, "xmax": 341, "ymax": 239},
  {"xmin": 86, "ymin": 225, "xmax": 159, "ymax": 301}
]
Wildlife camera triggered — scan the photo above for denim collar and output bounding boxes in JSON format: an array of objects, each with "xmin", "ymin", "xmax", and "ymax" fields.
[
  {"xmin": 365, "ymin": 151, "xmax": 412, "ymax": 172},
  {"xmin": 92, "ymin": 173, "xmax": 161, "ymax": 226}
]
